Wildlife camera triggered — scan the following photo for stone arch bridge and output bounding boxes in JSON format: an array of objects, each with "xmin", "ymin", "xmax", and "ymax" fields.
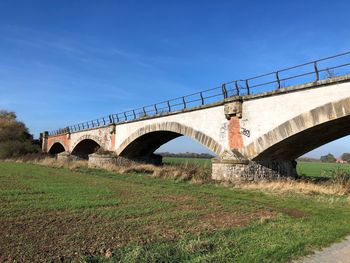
[{"xmin": 42, "ymin": 75, "xmax": 350, "ymax": 181}]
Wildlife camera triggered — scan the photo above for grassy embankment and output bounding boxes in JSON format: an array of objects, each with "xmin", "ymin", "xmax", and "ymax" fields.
[{"xmin": 1, "ymin": 161, "xmax": 350, "ymax": 262}]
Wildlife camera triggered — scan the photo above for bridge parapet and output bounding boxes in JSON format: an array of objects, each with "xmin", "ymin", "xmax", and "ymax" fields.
[{"xmin": 47, "ymin": 51, "xmax": 350, "ymax": 137}]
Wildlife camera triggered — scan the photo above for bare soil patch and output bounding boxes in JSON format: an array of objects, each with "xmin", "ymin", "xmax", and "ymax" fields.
[{"xmin": 0, "ymin": 207, "xmax": 275, "ymax": 262}]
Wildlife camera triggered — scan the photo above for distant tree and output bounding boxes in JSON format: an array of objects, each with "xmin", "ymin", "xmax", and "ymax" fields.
[
  {"xmin": 341, "ymin": 153, "xmax": 350, "ymax": 163},
  {"xmin": 320, "ymin": 153, "xmax": 336, "ymax": 163},
  {"xmin": 158, "ymin": 152, "xmax": 215, "ymax": 159},
  {"xmin": 0, "ymin": 110, "xmax": 40, "ymax": 159},
  {"xmin": 296, "ymin": 157, "xmax": 321, "ymax": 163}
]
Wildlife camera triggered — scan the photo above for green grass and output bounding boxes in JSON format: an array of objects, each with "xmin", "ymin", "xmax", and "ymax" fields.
[
  {"xmin": 1, "ymin": 162, "xmax": 350, "ymax": 262},
  {"xmin": 297, "ymin": 161, "xmax": 350, "ymax": 177}
]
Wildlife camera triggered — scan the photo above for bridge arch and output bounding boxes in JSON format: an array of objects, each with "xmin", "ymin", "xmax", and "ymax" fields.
[
  {"xmin": 71, "ymin": 135, "xmax": 102, "ymax": 159},
  {"xmin": 116, "ymin": 122, "xmax": 223, "ymax": 159},
  {"xmin": 243, "ymin": 97, "xmax": 350, "ymax": 160},
  {"xmin": 48, "ymin": 141, "xmax": 66, "ymax": 155}
]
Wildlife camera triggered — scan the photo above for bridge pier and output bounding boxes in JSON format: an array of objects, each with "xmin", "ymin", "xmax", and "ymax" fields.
[
  {"xmin": 212, "ymin": 151, "xmax": 296, "ymax": 182},
  {"xmin": 57, "ymin": 151, "xmax": 71, "ymax": 163}
]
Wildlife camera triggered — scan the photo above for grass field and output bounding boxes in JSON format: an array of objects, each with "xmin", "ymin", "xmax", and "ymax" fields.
[
  {"xmin": 297, "ymin": 161, "xmax": 350, "ymax": 177},
  {"xmin": 1, "ymin": 162, "xmax": 350, "ymax": 262},
  {"xmin": 163, "ymin": 157, "xmax": 350, "ymax": 178}
]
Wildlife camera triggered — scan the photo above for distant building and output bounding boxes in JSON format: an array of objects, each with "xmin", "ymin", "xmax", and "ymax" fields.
[{"xmin": 336, "ymin": 158, "xmax": 347, "ymax": 164}]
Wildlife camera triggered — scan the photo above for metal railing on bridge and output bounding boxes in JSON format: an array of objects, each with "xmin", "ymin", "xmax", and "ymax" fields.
[{"xmin": 48, "ymin": 51, "xmax": 350, "ymax": 136}]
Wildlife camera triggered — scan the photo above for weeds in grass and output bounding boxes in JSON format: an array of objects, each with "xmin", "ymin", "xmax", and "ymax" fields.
[
  {"xmin": 323, "ymin": 167, "xmax": 350, "ymax": 194},
  {"xmin": 234, "ymin": 178, "xmax": 350, "ymax": 196},
  {"xmin": 153, "ymin": 163, "xmax": 211, "ymax": 183},
  {"xmin": 184, "ymin": 237, "xmax": 214, "ymax": 253}
]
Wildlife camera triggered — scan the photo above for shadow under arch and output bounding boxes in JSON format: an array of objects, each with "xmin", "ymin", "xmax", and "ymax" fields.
[
  {"xmin": 116, "ymin": 122, "xmax": 223, "ymax": 161},
  {"xmin": 71, "ymin": 139, "xmax": 101, "ymax": 159},
  {"xmin": 243, "ymin": 97, "xmax": 350, "ymax": 160},
  {"xmin": 48, "ymin": 142, "xmax": 66, "ymax": 155}
]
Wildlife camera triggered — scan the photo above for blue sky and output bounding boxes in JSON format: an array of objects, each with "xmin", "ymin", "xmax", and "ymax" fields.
[{"xmin": 1, "ymin": 0, "xmax": 350, "ymax": 157}]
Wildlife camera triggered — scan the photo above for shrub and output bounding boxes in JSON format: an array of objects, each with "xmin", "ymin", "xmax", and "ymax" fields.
[
  {"xmin": 0, "ymin": 140, "xmax": 40, "ymax": 159},
  {"xmin": 0, "ymin": 110, "xmax": 41, "ymax": 159},
  {"xmin": 322, "ymin": 167, "xmax": 350, "ymax": 194},
  {"xmin": 320, "ymin": 153, "xmax": 336, "ymax": 163}
]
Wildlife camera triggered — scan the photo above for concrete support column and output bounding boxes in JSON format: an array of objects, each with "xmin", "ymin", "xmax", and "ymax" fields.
[
  {"xmin": 212, "ymin": 150, "xmax": 297, "ymax": 182},
  {"xmin": 88, "ymin": 153, "xmax": 117, "ymax": 168},
  {"xmin": 57, "ymin": 151, "xmax": 71, "ymax": 163},
  {"xmin": 41, "ymin": 131, "xmax": 49, "ymax": 153}
]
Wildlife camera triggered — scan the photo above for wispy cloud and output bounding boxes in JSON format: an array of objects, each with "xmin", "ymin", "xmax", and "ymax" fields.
[{"xmin": 1, "ymin": 24, "xmax": 187, "ymax": 70}]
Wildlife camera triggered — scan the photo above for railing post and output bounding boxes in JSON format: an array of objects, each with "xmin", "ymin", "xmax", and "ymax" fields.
[
  {"xmin": 182, "ymin": 97, "xmax": 186, "ymax": 109},
  {"xmin": 124, "ymin": 112, "xmax": 127, "ymax": 121},
  {"xmin": 96, "ymin": 119, "xmax": 100, "ymax": 126},
  {"xmin": 245, "ymin": 79, "xmax": 250, "ymax": 95},
  {"xmin": 314, "ymin": 62, "xmax": 319, "ymax": 81},
  {"xmin": 115, "ymin": 114, "xmax": 119, "ymax": 122},
  {"xmin": 154, "ymin": 104, "xmax": 158, "ymax": 114},
  {"xmin": 221, "ymin": 83, "xmax": 228, "ymax": 98},
  {"xmin": 276, "ymin": 71, "xmax": 281, "ymax": 89},
  {"xmin": 91, "ymin": 121, "xmax": 94, "ymax": 128},
  {"xmin": 102, "ymin": 118, "xmax": 106, "ymax": 125},
  {"xmin": 235, "ymin": 81, "xmax": 240, "ymax": 96},
  {"xmin": 132, "ymin": 110, "xmax": 136, "ymax": 119},
  {"xmin": 200, "ymin": 92, "xmax": 204, "ymax": 105},
  {"xmin": 143, "ymin": 107, "xmax": 146, "ymax": 116},
  {"xmin": 167, "ymin": 100, "xmax": 171, "ymax": 112}
]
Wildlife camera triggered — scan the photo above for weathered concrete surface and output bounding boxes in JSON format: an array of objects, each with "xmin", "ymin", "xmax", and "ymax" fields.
[
  {"xmin": 116, "ymin": 122, "xmax": 224, "ymax": 157},
  {"xmin": 43, "ymin": 75, "xmax": 350, "ymax": 181},
  {"xmin": 295, "ymin": 236, "xmax": 350, "ymax": 263},
  {"xmin": 70, "ymin": 125, "xmax": 115, "ymax": 153},
  {"xmin": 212, "ymin": 151, "xmax": 296, "ymax": 181},
  {"xmin": 212, "ymin": 160, "xmax": 296, "ymax": 181},
  {"xmin": 88, "ymin": 153, "xmax": 116, "ymax": 168},
  {"xmin": 241, "ymin": 75, "xmax": 350, "ymax": 146},
  {"xmin": 243, "ymin": 97, "xmax": 350, "ymax": 160},
  {"xmin": 114, "ymin": 105, "xmax": 228, "ymax": 155},
  {"xmin": 56, "ymin": 151, "xmax": 70, "ymax": 162}
]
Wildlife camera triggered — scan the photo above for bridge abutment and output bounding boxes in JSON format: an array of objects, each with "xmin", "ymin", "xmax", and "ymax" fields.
[
  {"xmin": 212, "ymin": 151, "xmax": 296, "ymax": 182},
  {"xmin": 57, "ymin": 151, "xmax": 71, "ymax": 163},
  {"xmin": 88, "ymin": 153, "xmax": 117, "ymax": 168}
]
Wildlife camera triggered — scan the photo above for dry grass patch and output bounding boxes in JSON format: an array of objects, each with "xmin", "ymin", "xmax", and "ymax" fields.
[
  {"xmin": 198, "ymin": 210, "xmax": 276, "ymax": 230},
  {"xmin": 152, "ymin": 163, "xmax": 211, "ymax": 183},
  {"xmin": 234, "ymin": 179, "xmax": 350, "ymax": 196},
  {"xmin": 7, "ymin": 156, "xmax": 212, "ymax": 183}
]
